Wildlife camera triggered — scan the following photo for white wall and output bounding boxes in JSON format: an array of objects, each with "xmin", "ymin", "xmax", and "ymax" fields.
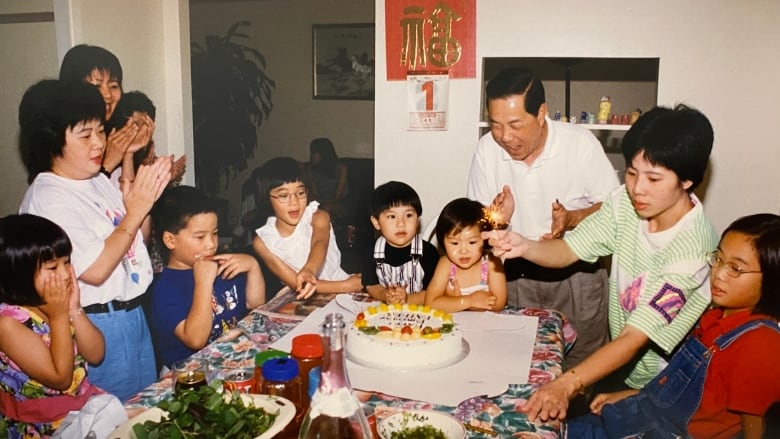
[
  {"xmin": 0, "ymin": 1, "xmax": 58, "ymax": 216},
  {"xmin": 375, "ymin": 0, "xmax": 780, "ymax": 233}
]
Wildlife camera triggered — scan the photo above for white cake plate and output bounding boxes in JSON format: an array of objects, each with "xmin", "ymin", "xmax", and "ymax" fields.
[{"xmin": 347, "ymin": 339, "xmax": 470, "ymax": 372}]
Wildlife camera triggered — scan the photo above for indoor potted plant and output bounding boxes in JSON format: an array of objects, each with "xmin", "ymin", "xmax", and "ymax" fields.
[{"xmin": 191, "ymin": 21, "xmax": 276, "ymax": 197}]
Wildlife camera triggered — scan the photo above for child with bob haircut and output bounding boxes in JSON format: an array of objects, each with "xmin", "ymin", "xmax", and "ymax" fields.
[
  {"xmin": 0, "ymin": 214, "xmax": 107, "ymax": 437},
  {"xmin": 425, "ymin": 198, "xmax": 507, "ymax": 313},
  {"xmin": 252, "ymin": 157, "xmax": 361, "ymax": 299},
  {"xmin": 362, "ymin": 181, "xmax": 439, "ymax": 304},
  {"xmin": 149, "ymin": 186, "xmax": 266, "ymax": 367},
  {"xmin": 567, "ymin": 213, "xmax": 780, "ymax": 438}
]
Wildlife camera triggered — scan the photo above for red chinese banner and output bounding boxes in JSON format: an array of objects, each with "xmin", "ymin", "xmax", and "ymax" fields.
[{"xmin": 385, "ymin": 0, "xmax": 476, "ymax": 80}]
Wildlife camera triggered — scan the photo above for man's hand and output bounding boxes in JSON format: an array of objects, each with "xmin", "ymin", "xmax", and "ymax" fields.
[
  {"xmin": 541, "ymin": 200, "xmax": 569, "ymax": 240},
  {"xmin": 490, "ymin": 185, "xmax": 515, "ymax": 224}
]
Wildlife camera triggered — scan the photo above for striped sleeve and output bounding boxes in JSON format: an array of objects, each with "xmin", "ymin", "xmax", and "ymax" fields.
[{"xmin": 564, "ymin": 187, "xmax": 623, "ymax": 262}]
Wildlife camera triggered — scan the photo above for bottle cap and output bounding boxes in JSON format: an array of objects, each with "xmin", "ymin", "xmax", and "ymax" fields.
[
  {"xmin": 262, "ymin": 357, "xmax": 299, "ymax": 382},
  {"xmin": 255, "ymin": 349, "xmax": 288, "ymax": 367},
  {"xmin": 292, "ymin": 334, "xmax": 323, "ymax": 359}
]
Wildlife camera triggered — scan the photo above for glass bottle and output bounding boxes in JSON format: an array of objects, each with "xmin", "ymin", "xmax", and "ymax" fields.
[
  {"xmin": 298, "ymin": 313, "xmax": 372, "ymax": 439},
  {"xmin": 597, "ymin": 95, "xmax": 612, "ymax": 124}
]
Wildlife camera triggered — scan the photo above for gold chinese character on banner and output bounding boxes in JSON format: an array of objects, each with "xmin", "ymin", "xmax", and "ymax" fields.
[
  {"xmin": 387, "ymin": 0, "xmax": 474, "ymax": 80},
  {"xmin": 400, "ymin": 6, "xmax": 427, "ymax": 70},
  {"xmin": 427, "ymin": 3, "xmax": 461, "ymax": 68},
  {"xmin": 400, "ymin": 2, "xmax": 462, "ymax": 71}
]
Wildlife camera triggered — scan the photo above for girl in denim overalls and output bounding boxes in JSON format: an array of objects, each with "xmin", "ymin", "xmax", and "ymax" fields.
[{"xmin": 567, "ymin": 213, "xmax": 780, "ymax": 438}]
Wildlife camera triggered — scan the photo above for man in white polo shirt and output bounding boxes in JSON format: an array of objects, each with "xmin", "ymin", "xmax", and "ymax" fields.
[{"xmin": 467, "ymin": 67, "xmax": 619, "ymax": 369}]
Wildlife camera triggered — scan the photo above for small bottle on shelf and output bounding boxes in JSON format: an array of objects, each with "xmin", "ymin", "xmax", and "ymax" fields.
[
  {"xmin": 597, "ymin": 96, "xmax": 611, "ymax": 124},
  {"xmin": 298, "ymin": 313, "xmax": 372, "ymax": 439}
]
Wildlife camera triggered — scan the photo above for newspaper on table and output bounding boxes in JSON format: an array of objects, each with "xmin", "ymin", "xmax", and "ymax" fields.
[{"xmin": 256, "ymin": 287, "xmax": 372, "ymax": 321}]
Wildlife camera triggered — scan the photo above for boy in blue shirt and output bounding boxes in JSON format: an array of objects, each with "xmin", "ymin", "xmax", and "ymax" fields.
[
  {"xmin": 362, "ymin": 181, "xmax": 439, "ymax": 304},
  {"xmin": 149, "ymin": 186, "xmax": 265, "ymax": 367}
]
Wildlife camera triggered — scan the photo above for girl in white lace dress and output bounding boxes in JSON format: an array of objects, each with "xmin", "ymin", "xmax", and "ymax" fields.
[{"xmin": 252, "ymin": 157, "xmax": 362, "ymax": 298}]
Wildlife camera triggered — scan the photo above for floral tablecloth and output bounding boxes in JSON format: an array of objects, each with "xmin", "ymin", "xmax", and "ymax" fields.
[{"xmin": 125, "ymin": 306, "xmax": 574, "ymax": 438}]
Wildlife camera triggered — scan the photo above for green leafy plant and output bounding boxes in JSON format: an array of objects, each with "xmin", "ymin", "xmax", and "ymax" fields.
[
  {"xmin": 191, "ymin": 21, "xmax": 275, "ymax": 196},
  {"xmin": 132, "ymin": 385, "xmax": 278, "ymax": 438}
]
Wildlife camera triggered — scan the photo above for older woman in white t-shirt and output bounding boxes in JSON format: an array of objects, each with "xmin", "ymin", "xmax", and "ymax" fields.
[{"xmin": 18, "ymin": 79, "xmax": 171, "ymax": 401}]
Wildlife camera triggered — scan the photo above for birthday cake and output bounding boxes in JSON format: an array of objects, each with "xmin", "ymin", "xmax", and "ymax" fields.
[{"xmin": 346, "ymin": 303, "xmax": 464, "ymax": 370}]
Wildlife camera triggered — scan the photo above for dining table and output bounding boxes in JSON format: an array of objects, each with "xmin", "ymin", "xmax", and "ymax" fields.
[{"xmin": 124, "ymin": 302, "xmax": 575, "ymax": 438}]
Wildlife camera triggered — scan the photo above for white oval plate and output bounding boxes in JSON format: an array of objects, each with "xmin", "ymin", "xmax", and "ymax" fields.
[
  {"xmin": 109, "ymin": 394, "xmax": 295, "ymax": 439},
  {"xmin": 378, "ymin": 409, "xmax": 466, "ymax": 439}
]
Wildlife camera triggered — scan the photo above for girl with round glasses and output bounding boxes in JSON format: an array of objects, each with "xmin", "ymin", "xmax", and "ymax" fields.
[{"xmin": 253, "ymin": 157, "xmax": 362, "ymax": 298}]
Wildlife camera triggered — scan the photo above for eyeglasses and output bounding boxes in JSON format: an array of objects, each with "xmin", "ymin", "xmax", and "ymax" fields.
[
  {"xmin": 269, "ymin": 188, "xmax": 308, "ymax": 204},
  {"xmin": 706, "ymin": 252, "xmax": 761, "ymax": 278}
]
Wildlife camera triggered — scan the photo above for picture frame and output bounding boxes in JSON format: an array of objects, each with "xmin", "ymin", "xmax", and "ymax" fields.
[{"xmin": 313, "ymin": 23, "xmax": 375, "ymax": 100}]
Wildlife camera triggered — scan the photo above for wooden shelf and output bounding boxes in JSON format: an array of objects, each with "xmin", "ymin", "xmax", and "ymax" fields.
[
  {"xmin": 580, "ymin": 123, "xmax": 631, "ymax": 131},
  {"xmin": 477, "ymin": 121, "xmax": 631, "ymax": 131}
]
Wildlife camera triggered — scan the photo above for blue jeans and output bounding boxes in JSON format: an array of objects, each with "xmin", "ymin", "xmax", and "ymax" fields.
[
  {"xmin": 567, "ymin": 319, "xmax": 777, "ymax": 439},
  {"xmin": 86, "ymin": 306, "xmax": 156, "ymax": 402}
]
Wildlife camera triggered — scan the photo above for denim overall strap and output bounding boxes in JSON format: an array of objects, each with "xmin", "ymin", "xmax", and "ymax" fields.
[
  {"xmin": 714, "ymin": 319, "xmax": 779, "ymax": 350},
  {"xmin": 600, "ymin": 318, "xmax": 780, "ymax": 439}
]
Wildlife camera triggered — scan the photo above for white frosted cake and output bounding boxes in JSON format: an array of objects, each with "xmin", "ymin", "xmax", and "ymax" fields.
[{"xmin": 346, "ymin": 303, "xmax": 464, "ymax": 370}]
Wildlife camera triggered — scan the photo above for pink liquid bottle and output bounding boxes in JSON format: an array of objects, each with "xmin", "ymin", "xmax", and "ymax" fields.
[{"xmin": 298, "ymin": 313, "xmax": 372, "ymax": 439}]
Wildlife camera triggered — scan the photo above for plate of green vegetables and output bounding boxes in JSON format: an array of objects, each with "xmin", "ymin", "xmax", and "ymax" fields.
[
  {"xmin": 378, "ymin": 410, "xmax": 466, "ymax": 439},
  {"xmin": 109, "ymin": 385, "xmax": 295, "ymax": 439}
]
